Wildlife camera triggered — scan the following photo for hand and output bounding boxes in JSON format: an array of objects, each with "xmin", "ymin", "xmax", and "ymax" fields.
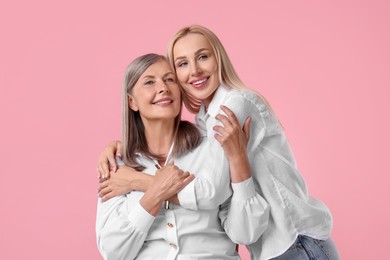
[
  {"xmin": 213, "ymin": 105, "xmax": 251, "ymax": 160},
  {"xmin": 140, "ymin": 161, "xmax": 194, "ymax": 216},
  {"xmin": 98, "ymin": 166, "xmax": 135, "ymax": 202},
  {"xmin": 97, "ymin": 140, "xmax": 122, "ymax": 180},
  {"xmin": 213, "ymin": 105, "xmax": 252, "ymax": 183},
  {"xmin": 149, "ymin": 161, "xmax": 194, "ymax": 200}
]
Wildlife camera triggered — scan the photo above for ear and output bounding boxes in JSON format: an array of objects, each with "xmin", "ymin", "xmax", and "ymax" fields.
[{"xmin": 128, "ymin": 95, "xmax": 139, "ymax": 111}]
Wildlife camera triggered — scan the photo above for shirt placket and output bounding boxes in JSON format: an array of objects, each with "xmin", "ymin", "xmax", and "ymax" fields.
[{"xmin": 165, "ymin": 208, "xmax": 179, "ymax": 259}]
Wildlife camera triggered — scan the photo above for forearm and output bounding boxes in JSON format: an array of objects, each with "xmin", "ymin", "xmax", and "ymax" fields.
[
  {"xmin": 114, "ymin": 166, "xmax": 181, "ymax": 207},
  {"xmin": 139, "ymin": 190, "xmax": 164, "ymax": 216},
  {"xmin": 129, "ymin": 170, "xmax": 154, "ymax": 191},
  {"xmin": 124, "ymin": 169, "xmax": 179, "ymax": 205},
  {"xmin": 228, "ymin": 153, "xmax": 252, "ymax": 183}
]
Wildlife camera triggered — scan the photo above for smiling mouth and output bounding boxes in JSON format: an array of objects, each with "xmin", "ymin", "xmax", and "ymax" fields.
[
  {"xmin": 152, "ymin": 100, "xmax": 173, "ymax": 105},
  {"xmin": 191, "ymin": 77, "xmax": 209, "ymax": 87}
]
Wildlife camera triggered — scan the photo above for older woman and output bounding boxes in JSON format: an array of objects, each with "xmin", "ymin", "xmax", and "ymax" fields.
[{"xmin": 96, "ymin": 53, "xmax": 268, "ymax": 260}]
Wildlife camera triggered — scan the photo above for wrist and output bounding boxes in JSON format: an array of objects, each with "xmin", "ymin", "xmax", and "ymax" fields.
[
  {"xmin": 229, "ymin": 154, "xmax": 252, "ymax": 183},
  {"xmin": 140, "ymin": 190, "xmax": 163, "ymax": 216},
  {"xmin": 229, "ymin": 152, "xmax": 249, "ymax": 166},
  {"xmin": 130, "ymin": 170, "xmax": 153, "ymax": 192}
]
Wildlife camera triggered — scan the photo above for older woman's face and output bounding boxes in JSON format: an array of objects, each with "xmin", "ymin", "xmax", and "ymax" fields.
[
  {"xmin": 129, "ymin": 60, "xmax": 181, "ymax": 122},
  {"xmin": 173, "ymin": 33, "xmax": 220, "ymax": 107}
]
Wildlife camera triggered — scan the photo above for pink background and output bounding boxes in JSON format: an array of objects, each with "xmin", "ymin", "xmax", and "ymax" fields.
[{"xmin": 1, "ymin": 1, "xmax": 389, "ymax": 259}]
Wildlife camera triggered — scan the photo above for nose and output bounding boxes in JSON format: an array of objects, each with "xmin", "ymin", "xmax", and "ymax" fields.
[
  {"xmin": 190, "ymin": 62, "xmax": 201, "ymax": 76},
  {"xmin": 158, "ymin": 80, "xmax": 169, "ymax": 94}
]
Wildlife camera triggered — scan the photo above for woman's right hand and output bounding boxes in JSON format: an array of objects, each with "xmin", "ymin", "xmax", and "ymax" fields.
[
  {"xmin": 150, "ymin": 162, "xmax": 194, "ymax": 201},
  {"xmin": 98, "ymin": 165, "xmax": 144, "ymax": 202},
  {"xmin": 140, "ymin": 162, "xmax": 194, "ymax": 216},
  {"xmin": 97, "ymin": 140, "xmax": 122, "ymax": 180},
  {"xmin": 213, "ymin": 105, "xmax": 252, "ymax": 183}
]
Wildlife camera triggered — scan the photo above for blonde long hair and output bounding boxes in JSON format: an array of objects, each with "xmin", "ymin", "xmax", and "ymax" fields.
[
  {"xmin": 122, "ymin": 53, "xmax": 201, "ymax": 170},
  {"xmin": 167, "ymin": 25, "xmax": 273, "ymax": 114}
]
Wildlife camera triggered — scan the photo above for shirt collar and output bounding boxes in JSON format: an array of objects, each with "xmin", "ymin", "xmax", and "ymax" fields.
[{"xmin": 200, "ymin": 85, "xmax": 229, "ymax": 118}]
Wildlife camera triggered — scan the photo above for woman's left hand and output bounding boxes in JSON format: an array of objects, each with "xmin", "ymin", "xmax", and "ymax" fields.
[
  {"xmin": 98, "ymin": 166, "xmax": 135, "ymax": 202},
  {"xmin": 213, "ymin": 105, "xmax": 251, "ymax": 160}
]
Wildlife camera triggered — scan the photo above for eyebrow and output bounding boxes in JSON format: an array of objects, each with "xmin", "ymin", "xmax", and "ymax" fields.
[
  {"xmin": 141, "ymin": 75, "xmax": 155, "ymax": 80},
  {"xmin": 174, "ymin": 48, "xmax": 209, "ymax": 61},
  {"xmin": 141, "ymin": 72, "xmax": 174, "ymax": 80}
]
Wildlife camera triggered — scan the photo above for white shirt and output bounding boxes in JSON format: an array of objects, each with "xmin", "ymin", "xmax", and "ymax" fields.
[
  {"xmin": 196, "ymin": 86, "xmax": 333, "ymax": 260},
  {"xmin": 96, "ymin": 136, "xmax": 269, "ymax": 260}
]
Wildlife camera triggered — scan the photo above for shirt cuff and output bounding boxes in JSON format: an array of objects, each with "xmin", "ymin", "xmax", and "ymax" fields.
[
  {"xmin": 177, "ymin": 180, "xmax": 197, "ymax": 210},
  {"xmin": 128, "ymin": 202, "xmax": 155, "ymax": 233},
  {"xmin": 231, "ymin": 177, "xmax": 256, "ymax": 201}
]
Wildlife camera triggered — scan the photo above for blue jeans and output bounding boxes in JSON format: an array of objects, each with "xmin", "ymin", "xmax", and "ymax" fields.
[{"xmin": 271, "ymin": 235, "xmax": 340, "ymax": 260}]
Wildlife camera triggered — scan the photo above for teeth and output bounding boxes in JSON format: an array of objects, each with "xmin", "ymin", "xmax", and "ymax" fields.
[
  {"xmin": 154, "ymin": 100, "xmax": 172, "ymax": 105},
  {"xmin": 193, "ymin": 78, "xmax": 207, "ymax": 85}
]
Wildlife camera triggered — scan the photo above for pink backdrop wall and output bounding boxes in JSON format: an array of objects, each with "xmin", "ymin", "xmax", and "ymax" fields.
[{"xmin": 1, "ymin": 1, "xmax": 389, "ymax": 259}]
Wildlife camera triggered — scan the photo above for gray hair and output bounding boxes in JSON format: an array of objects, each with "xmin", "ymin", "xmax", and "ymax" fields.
[{"xmin": 121, "ymin": 53, "xmax": 201, "ymax": 170}]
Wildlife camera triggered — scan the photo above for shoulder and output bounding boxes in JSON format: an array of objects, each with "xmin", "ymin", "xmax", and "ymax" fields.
[
  {"xmin": 223, "ymin": 89, "xmax": 269, "ymax": 118},
  {"xmin": 223, "ymin": 88, "xmax": 282, "ymax": 133}
]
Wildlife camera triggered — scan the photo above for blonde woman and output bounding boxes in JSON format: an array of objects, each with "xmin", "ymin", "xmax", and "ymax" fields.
[
  {"xmin": 98, "ymin": 25, "xmax": 340, "ymax": 260},
  {"xmin": 96, "ymin": 53, "xmax": 269, "ymax": 259}
]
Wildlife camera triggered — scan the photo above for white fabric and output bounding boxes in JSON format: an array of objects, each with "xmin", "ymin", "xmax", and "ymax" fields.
[
  {"xmin": 96, "ymin": 136, "xmax": 269, "ymax": 260},
  {"xmin": 196, "ymin": 86, "xmax": 333, "ymax": 260}
]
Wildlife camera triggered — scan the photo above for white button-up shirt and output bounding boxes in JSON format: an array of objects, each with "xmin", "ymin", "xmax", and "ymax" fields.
[
  {"xmin": 96, "ymin": 136, "xmax": 269, "ymax": 260},
  {"xmin": 196, "ymin": 86, "xmax": 333, "ymax": 260}
]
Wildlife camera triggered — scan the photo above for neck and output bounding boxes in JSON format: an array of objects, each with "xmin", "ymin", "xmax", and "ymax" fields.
[{"xmin": 142, "ymin": 118, "xmax": 176, "ymax": 157}]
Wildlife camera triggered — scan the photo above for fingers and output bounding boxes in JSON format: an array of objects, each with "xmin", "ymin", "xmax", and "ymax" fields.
[
  {"xmin": 213, "ymin": 125, "xmax": 227, "ymax": 137},
  {"xmin": 115, "ymin": 141, "xmax": 122, "ymax": 157},
  {"xmin": 214, "ymin": 133, "xmax": 224, "ymax": 145},
  {"xmin": 215, "ymin": 114, "xmax": 232, "ymax": 129},
  {"xmin": 108, "ymin": 155, "xmax": 118, "ymax": 173},
  {"xmin": 243, "ymin": 116, "xmax": 252, "ymax": 140},
  {"xmin": 182, "ymin": 173, "xmax": 195, "ymax": 187},
  {"xmin": 172, "ymin": 172, "xmax": 194, "ymax": 193},
  {"xmin": 101, "ymin": 191, "xmax": 115, "ymax": 202},
  {"xmin": 98, "ymin": 186, "xmax": 111, "ymax": 198},
  {"xmin": 98, "ymin": 140, "xmax": 121, "ymax": 178},
  {"xmin": 97, "ymin": 166, "xmax": 103, "ymax": 179},
  {"xmin": 98, "ymin": 180, "xmax": 109, "ymax": 192},
  {"xmin": 102, "ymin": 162, "xmax": 110, "ymax": 178},
  {"xmin": 220, "ymin": 105, "xmax": 240, "ymax": 126}
]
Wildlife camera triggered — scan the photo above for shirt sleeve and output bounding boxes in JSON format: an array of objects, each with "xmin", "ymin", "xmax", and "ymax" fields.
[
  {"xmin": 218, "ymin": 177, "xmax": 270, "ymax": 245},
  {"xmin": 178, "ymin": 92, "xmax": 267, "ymax": 211},
  {"xmin": 96, "ymin": 194, "xmax": 155, "ymax": 260},
  {"xmin": 177, "ymin": 141, "xmax": 233, "ymax": 210}
]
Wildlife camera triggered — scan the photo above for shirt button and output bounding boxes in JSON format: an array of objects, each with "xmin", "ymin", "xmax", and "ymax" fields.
[
  {"xmin": 169, "ymin": 243, "xmax": 177, "ymax": 249},
  {"xmin": 167, "ymin": 223, "xmax": 174, "ymax": 228}
]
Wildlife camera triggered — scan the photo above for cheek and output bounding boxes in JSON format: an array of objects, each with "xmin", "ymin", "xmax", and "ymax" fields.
[
  {"xmin": 180, "ymin": 84, "xmax": 193, "ymax": 94},
  {"xmin": 175, "ymin": 69, "xmax": 187, "ymax": 84}
]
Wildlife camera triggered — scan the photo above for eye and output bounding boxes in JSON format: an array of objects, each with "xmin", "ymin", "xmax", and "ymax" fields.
[
  {"xmin": 176, "ymin": 61, "xmax": 188, "ymax": 68},
  {"xmin": 164, "ymin": 77, "xmax": 176, "ymax": 84},
  {"xmin": 144, "ymin": 80, "xmax": 155, "ymax": 86},
  {"xmin": 198, "ymin": 54, "xmax": 208, "ymax": 61}
]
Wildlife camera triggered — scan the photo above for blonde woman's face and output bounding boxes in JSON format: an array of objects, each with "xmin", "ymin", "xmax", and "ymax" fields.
[
  {"xmin": 173, "ymin": 33, "xmax": 220, "ymax": 107},
  {"xmin": 129, "ymin": 60, "xmax": 181, "ymax": 122}
]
